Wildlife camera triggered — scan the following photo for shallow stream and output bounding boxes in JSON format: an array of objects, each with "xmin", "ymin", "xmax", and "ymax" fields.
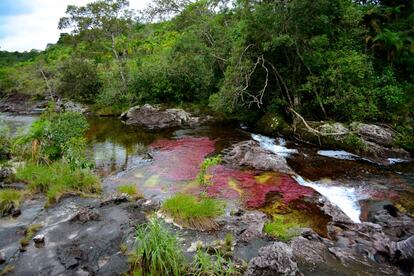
[{"xmin": 2, "ymin": 113, "xmax": 414, "ymax": 233}]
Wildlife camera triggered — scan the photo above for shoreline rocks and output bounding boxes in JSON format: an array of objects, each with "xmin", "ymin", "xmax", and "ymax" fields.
[{"xmin": 293, "ymin": 120, "xmax": 411, "ymax": 163}]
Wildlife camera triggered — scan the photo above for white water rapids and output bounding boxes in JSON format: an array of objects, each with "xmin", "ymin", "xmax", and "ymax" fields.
[{"xmin": 252, "ymin": 133, "xmax": 365, "ymax": 223}]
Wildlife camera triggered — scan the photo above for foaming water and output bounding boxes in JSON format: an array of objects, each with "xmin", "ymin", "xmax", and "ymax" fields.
[
  {"xmin": 317, "ymin": 150, "xmax": 359, "ymax": 160},
  {"xmin": 293, "ymin": 176, "xmax": 364, "ymax": 223},
  {"xmin": 252, "ymin": 134, "xmax": 298, "ymax": 157}
]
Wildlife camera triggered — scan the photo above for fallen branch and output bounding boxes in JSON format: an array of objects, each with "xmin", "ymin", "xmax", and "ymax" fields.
[{"xmin": 288, "ymin": 108, "xmax": 349, "ymax": 136}]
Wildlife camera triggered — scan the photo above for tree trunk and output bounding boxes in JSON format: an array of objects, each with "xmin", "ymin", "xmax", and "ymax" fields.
[{"xmin": 111, "ymin": 33, "xmax": 128, "ymax": 89}]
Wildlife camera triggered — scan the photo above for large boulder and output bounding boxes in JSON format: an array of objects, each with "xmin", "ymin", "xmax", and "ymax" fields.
[
  {"xmin": 246, "ymin": 242, "xmax": 301, "ymax": 276},
  {"xmin": 62, "ymin": 101, "xmax": 89, "ymax": 114},
  {"xmin": 351, "ymin": 122, "xmax": 395, "ymax": 147},
  {"xmin": 222, "ymin": 140, "xmax": 293, "ymax": 174},
  {"xmin": 120, "ymin": 104, "xmax": 212, "ymax": 129}
]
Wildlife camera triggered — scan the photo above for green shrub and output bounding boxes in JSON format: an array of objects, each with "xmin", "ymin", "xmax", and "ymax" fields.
[
  {"xmin": 15, "ymin": 111, "xmax": 89, "ymax": 163},
  {"xmin": 196, "ymin": 156, "xmax": 222, "ymax": 186},
  {"xmin": 15, "ymin": 161, "xmax": 101, "ymax": 205},
  {"xmin": 132, "ymin": 219, "xmax": 185, "ymax": 276},
  {"xmin": 58, "ymin": 58, "xmax": 102, "ymax": 104},
  {"xmin": 0, "ymin": 189, "xmax": 23, "ymax": 216},
  {"xmin": 161, "ymin": 193, "xmax": 225, "ymax": 231},
  {"xmin": 62, "ymin": 137, "xmax": 93, "ymax": 169}
]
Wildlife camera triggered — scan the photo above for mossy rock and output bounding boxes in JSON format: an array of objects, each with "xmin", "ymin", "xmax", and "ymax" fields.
[{"xmin": 256, "ymin": 113, "xmax": 291, "ymax": 135}]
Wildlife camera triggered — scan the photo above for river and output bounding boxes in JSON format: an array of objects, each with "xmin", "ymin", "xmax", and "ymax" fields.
[{"xmin": 1, "ymin": 113, "xmax": 414, "ymax": 230}]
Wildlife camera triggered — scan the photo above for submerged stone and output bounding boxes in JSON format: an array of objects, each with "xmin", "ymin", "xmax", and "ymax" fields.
[
  {"xmin": 206, "ymin": 167, "xmax": 314, "ymax": 208},
  {"xmin": 149, "ymin": 137, "xmax": 215, "ymax": 181}
]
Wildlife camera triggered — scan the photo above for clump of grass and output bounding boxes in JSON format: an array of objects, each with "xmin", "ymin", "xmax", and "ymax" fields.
[
  {"xmin": 264, "ymin": 214, "xmax": 304, "ymax": 241},
  {"xmin": 116, "ymin": 184, "xmax": 142, "ymax": 199},
  {"xmin": 0, "ymin": 189, "xmax": 23, "ymax": 216},
  {"xmin": 196, "ymin": 156, "xmax": 221, "ymax": 186},
  {"xmin": 191, "ymin": 248, "xmax": 242, "ymax": 276},
  {"xmin": 15, "ymin": 161, "xmax": 101, "ymax": 205},
  {"xmin": 119, "ymin": 243, "xmax": 128, "ymax": 255},
  {"xmin": 20, "ymin": 223, "xmax": 42, "ymax": 248},
  {"xmin": 162, "ymin": 193, "xmax": 225, "ymax": 231},
  {"xmin": 0, "ymin": 265, "xmax": 14, "ymax": 275},
  {"xmin": 131, "ymin": 219, "xmax": 185, "ymax": 276}
]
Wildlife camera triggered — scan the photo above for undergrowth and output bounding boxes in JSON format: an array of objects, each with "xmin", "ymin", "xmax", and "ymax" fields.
[
  {"xmin": 15, "ymin": 161, "xmax": 101, "ymax": 205},
  {"xmin": 191, "ymin": 248, "xmax": 242, "ymax": 276}
]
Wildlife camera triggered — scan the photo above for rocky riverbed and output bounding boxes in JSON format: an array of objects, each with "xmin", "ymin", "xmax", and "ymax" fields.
[{"xmin": 1, "ymin": 107, "xmax": 414, "ymax": 275}]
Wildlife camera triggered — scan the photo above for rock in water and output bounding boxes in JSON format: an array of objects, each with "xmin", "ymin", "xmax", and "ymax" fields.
[
  {"xmin": 120, "ymin": 104, "xmax": 212, "ymax": 129},
  {"xmin": 11, "ymin": 208, "xmax": 21, "ymax": 217},
  {"xmin": 246, "ymin": 242, "xmax": 301, "ymax": 276},
  {"xmin": 120, "ymin": 104, "xmax": 190, "ymax": 129},
  {"xmin": 33, "ymin": 234, "xmax": 45, "ymax": 244},
  {"xmin": 0, "ymin": 251, "xmax": 5, "ymax": 264},
  {"xmin": 223, "ymin": 140, "xmax": 293, "ymax": 174}
]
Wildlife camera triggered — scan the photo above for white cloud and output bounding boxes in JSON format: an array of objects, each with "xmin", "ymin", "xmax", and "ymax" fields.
[{"xmin": 0, "ymin": 0, "xmax": 149, "ymax": 52}]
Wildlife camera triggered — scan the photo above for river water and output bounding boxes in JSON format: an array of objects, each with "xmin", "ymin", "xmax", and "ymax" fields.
[{"xmin": 1, "ymin": 113, "xmax": 413, "ymax": 230}]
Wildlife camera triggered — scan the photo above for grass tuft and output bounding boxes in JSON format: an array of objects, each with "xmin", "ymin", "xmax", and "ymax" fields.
[
  {"xmin": 20, "ymin": 223, "xmax": 42, "ymax": 248},
  {"xmin": 0, "ymin": 265, "xmax": 14, "ymax": 276},
  {"xmin": 264, "ymin": 214, "xmax": 303, "ymax": 241},
  {"xmin": 15, "ymin": 161, "xmax": 101, "ymax": 205},
  {"xmin": 162, "ymin": 193, "xmax": 225, "ymax": 231},
  {"xmin": 116, "ymin": 184, "xmax": 142, "ymax": 199},
  {"xmin": 0, "ymin": 189, "xmax": 23, "ymax": 216},
  {"xmin": 131, "ymin": 219, "xmax": 185, "ymax": 276}
]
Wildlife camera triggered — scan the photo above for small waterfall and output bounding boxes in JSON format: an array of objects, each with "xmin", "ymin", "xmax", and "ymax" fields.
[
  {"xmin": 293, "ymin": 176, "xmax": 363, "ymax": 223},
  {"xmin": 253, "ymin": 133, "xmax": 364, "ymax": 223},
  {"xmin": 252, "ymin": 134, "xmax": 298, "ymax": 157}
]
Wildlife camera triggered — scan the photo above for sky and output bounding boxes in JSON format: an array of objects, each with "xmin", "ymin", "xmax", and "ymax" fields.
[{"xmin": 0, "ymin": 0, "xmax": 150, "ymax": 52}]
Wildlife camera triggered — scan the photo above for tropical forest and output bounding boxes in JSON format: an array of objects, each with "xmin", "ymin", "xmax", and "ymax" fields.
[{"xmin": 0, "ymin": 0, "xmax": 413, "ymax": 275}]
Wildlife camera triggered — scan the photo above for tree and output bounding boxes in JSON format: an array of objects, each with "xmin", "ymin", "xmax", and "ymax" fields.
[{"xmin": 58, "ymin": 0, "xmax": 134, "ymax": 88}]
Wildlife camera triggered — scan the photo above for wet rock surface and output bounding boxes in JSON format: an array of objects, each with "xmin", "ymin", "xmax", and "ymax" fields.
[
  {"xmin": 120, "ymin": 104, "xmax": 213, "ymax": 129},
  {"xmin": 222, "ymin": 140, "xmax": 293, "ymax": 174},
  {"xmin": 246, "ymin": 242, "xmax": 301, "ymax": 276},
  {"xmin": 350, "ymin": 122, "xmax": 395, "ymax": 147},
  {"xmin": 0, "ymin": 196, "xmax": 157, "ymax": 275}
]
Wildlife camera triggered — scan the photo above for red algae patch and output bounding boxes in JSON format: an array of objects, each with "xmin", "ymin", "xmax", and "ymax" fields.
[
  {"xmin": 206, "ymin": 165, "xmax": 314, "ymax": 208},
  {"xmin": 149, "ymin": 137, "xmax": 216, "ymax": 181}
]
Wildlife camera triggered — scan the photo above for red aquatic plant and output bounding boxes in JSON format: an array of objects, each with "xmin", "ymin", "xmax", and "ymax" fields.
[
  {"xmin": 149, "ymin": 137, "xmax": 216, "ymax": 181},
  {"xmin": 206, "ymin": 165, "xmax": 314, "ymax": 208}
]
